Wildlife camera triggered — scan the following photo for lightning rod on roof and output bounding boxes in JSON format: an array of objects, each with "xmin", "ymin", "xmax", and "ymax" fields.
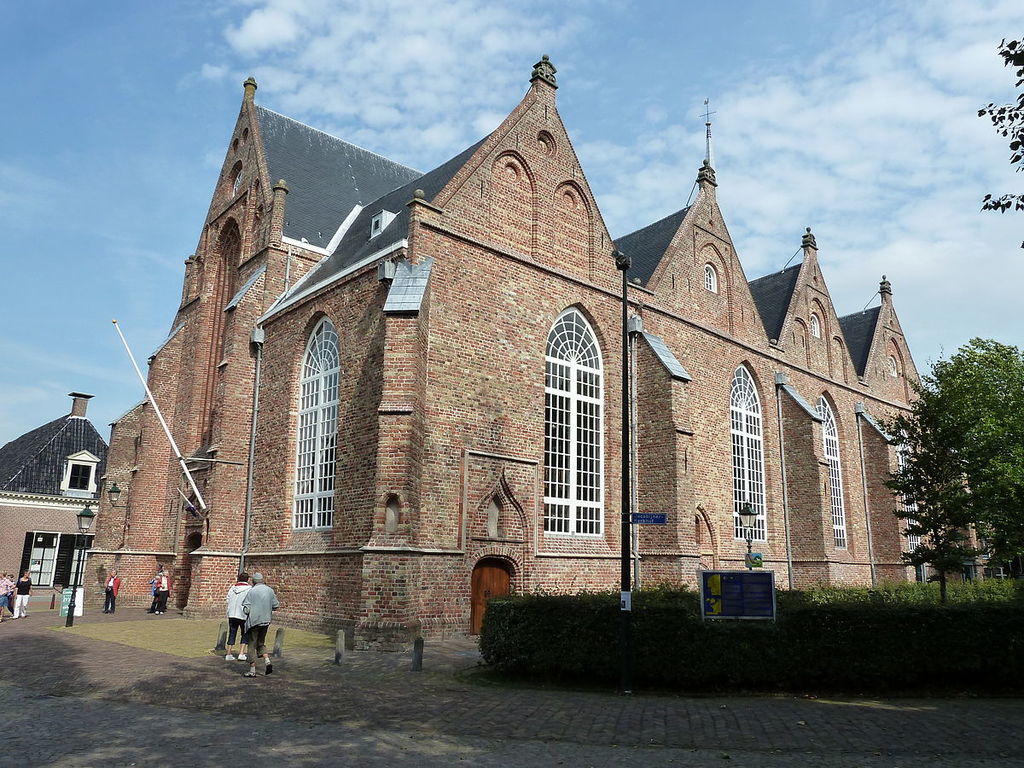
[{"xmin": 703, "ymin": 98, "xmax": 716, "ymax": 169}]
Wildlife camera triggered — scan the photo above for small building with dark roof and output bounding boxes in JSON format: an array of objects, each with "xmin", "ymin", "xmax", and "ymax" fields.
[
  {"xmin": 91, "ymin": 59, "xmax": 922, "ymax": 645},
  {"xmin": 0, "ymin": 393, "xmax": 107, "ymax": 588}
]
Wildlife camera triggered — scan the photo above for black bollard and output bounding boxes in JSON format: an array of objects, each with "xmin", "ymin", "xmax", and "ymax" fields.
[
  {"xmin": 334, "ymin": 629, "xmax": 346, "ymax": 665},
  {"xmin": 272, "ymin": 627, "xmax": 285, "ymax": 658},
  {"xmin": 215, "ymin": 623, "xmax": 227, "ymax": 652},
  {"xmin": 411, "ymin": 636, "xmax": 424, "ymax": 671}
]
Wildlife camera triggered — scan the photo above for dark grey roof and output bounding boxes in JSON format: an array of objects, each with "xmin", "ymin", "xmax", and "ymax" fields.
[
  {"xmin": 748, "ymin": 265, "xmax": 801, "ymax": 342},
  {"xmin": 0, "ymin": 414, "xmax": 108, "ymax": 496},
  {"xmin": 613, "ymin": 207, "xmax": 690, "ymax": 284},
  {"xmin": 384, "ymin": 258, "xmax": 433, "ymax": 314},
  {"xmin": 839, "ymin": 306, "xmax": 881, "ymax": 376},
  {"xmin": 298, "ymin": 138, "xmax": 487, "ymax": 291},
  {"xmin": 255, "ymin": 107, "xmax": 422, "ymax": 249},
  {"xmin": 640, "ymin": 332, "xmax": 691, "ymax": 381}
]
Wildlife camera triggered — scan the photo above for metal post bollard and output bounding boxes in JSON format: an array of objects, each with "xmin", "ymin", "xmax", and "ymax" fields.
[
  {"xmin": 272, "ymin": 627, "xmax": 285, "ymax": 658},
  {"xmin": 334, "ymin": 629, "xmax": 346, "ymax": 665},
  {"xmin": 411, "ymin": 636, "xmax": 424, "ymax": 671},
  {"xmin": 215, "ymin": 623, "xmax": 227, "ymax": 652}
]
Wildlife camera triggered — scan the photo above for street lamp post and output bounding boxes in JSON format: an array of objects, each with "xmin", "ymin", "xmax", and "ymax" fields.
[
  {"xmin": 65, "ymin": 506, "xmax": 96, "ymax": 628},
  {"xmin": 738, "ymin": 503, "xmax": 757, "ymax": 569},
  {"xmin": 613, "ymin": 248, "xmax": 633, "ymax": 695}
]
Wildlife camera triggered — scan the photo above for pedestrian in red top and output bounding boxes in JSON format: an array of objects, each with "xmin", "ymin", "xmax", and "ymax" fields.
[{"xmin": 102, "ymin": 570, "xmax": 121, "ymax": 614}]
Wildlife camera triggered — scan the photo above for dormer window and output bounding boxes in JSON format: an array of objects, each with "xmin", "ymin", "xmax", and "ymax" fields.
[
  {"xmin": 370, "ymin": 210, "xmax": 397, "ymax": 239},
  {"xmin": 809, "ymin": 313, "xmax": 821, "ymax": 338},
  {"xmin": 60, "ymin": 450, "xmax": 100, "ymax": 498},
  {"xmin": 704, "ymin": 264, "xmax": 718, "ymax": 293}
]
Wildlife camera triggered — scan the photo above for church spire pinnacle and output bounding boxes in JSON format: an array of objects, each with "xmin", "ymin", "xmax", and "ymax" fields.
[
  {"xmin": 703, "ymin": 98, "xmax": 716, "ymax": 169},
  {"xmin": 530, "ymin": 54, "xmax": 557, "ymax": 89}
]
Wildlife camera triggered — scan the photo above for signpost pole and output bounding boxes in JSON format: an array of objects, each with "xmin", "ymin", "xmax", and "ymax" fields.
[{"xmin": 614, "ymin": 249, "xmax": 632, "ymax": 696}]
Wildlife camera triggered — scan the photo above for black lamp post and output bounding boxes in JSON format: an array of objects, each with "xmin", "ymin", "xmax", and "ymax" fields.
[
  {"xmin": 613, "ymin": 248, "xmax": 633, "ymax": 695},
  {"xmin": 738, "ymin": 503, "xmax": 757, "ymax": 569},
  {"xmin": 65, "ymin": 506, "xmax": 96, "ymax": 628}
]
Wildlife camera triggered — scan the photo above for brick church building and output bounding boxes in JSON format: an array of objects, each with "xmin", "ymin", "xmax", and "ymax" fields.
[{"xmin": 90, "ymin": 57, "xmax": 919, "ymax": 646}]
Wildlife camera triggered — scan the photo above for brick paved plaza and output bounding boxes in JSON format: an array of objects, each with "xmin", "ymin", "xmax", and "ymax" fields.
[{"xmin": 3, "ymin": 604, "xmax": 1023, "ymax": 767}]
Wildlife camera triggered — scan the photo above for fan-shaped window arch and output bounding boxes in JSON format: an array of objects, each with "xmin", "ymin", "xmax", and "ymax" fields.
[
  {"xmin": 544, "ymin": 309, "xmax": 603, "ymax": 536},
  {"xmin": 704, "ymin": 263, "xmax": 718, "ymax": 293},
  {"xmin": 818, "ymin": 396, "xmax": 846, "ymax": 547},
  {"xmin": 731, "ymin": 366, "xmax": 766, "ymax": 540},
  {"xmin": 294, "ymin": 318, "xmax": 340, "ymax": 529}
]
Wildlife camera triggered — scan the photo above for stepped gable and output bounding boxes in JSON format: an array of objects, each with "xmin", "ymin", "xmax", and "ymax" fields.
[
  {"xmin": 748, "ymin": 264, "xmax": 801, "ymax": 342},
  {"xmin": 302, "ymin": 137, "xmax": 488, "ymax": 288},
  {"xmin": 614, "ymin": 207, "xmax": 690, "ymax": 284},
  {"xmin": 255, "ymin": 106, "xmax": 422, "ymax": 249},
  {"xmin": 0, "ymin": 416, "xmax": 107, "ymax": 496},
  {"xmin": 839, "ymin": 306, "xmax": 882, "ymax": 377}
]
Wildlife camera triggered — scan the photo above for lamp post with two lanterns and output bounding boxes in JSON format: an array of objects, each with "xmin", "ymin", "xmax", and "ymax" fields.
[{"xmin": 64, "ymin": 506, "xmax": 96, "ymax": 628}]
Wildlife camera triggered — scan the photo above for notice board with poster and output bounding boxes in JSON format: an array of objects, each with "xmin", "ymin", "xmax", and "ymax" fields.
[{"xmin": 700, "ymin": 570, "xmax": 776, "ymax": 620}]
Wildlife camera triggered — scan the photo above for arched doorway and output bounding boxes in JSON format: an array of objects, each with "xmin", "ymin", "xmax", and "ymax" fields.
[{"xmin": 470, "ymin": 558, "xmax": 511, "ymax": 634}]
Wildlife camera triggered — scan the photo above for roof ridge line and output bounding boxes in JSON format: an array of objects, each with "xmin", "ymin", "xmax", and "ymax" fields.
[{"xmin": 255, "ymin": 105, "xmax": 420, "ymax": 175}]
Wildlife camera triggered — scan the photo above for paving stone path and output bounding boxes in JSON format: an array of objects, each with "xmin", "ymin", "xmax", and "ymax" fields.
[{"xmin": 3, "ymin": 608, "xmax": 1023, "ymax": 767}]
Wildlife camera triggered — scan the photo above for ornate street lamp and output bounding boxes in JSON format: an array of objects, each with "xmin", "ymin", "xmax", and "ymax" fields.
[
  {"xmin": 65, "ymin": 506, "xmax": 96, "ymax": 628},
  {"xmin": 738, "ymin": 503, "xmax": 758, "ymax": 569}
]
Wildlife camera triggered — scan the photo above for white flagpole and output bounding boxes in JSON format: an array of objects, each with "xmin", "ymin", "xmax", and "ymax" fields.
[{"xmin": 111, "ymin": 319, "xmax": 208, "ymax": 512}]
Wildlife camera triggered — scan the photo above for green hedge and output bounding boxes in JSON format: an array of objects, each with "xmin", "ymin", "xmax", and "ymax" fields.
[{"xmin": 479, "ymin": 584, "xmax": 1024, "ymax": 693}]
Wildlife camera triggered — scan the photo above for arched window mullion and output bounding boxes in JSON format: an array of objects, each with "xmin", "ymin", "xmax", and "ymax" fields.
[{"xmin": 295, "ymin": 319, "xmax": 339, "ymax": 530}]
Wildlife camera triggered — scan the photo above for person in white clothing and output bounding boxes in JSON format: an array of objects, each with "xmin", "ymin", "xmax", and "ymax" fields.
[
  {"xmin": 14, "ymin": 571, "xmax": 32, "ymax": 618},
  {"xmin": 224, "ymin": 572, "xmax": 252, "ymax": 661}
]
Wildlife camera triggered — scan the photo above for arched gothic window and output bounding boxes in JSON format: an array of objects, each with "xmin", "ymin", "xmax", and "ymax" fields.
[
  {"xmin": 809, "ymin": 313, "xmax": 821, "ymax": 338},
  {"xmin": 544, "ymin": 309, "xmax": 603, "ymax": 535},
  {"xmin": 294, "ymin": 319, "xmax": 340, "ymax": 529},
  {"xmin": 731, "ymin": 366, "xmax": 766, "ymax": 540},
  {"xmin": 704, "ymin": 263, "xmax": 718, "ymax": 293},
  {"xmin": 896, "ymin": 444, "xmax": 920, "ymax": 550},
  {"xmin": 818, "ymin": 397, "xmax": 847, "ymax": 547},
  {"xmin": 888, "ymin": 355, "xmax": 899, "ymax": 377}
]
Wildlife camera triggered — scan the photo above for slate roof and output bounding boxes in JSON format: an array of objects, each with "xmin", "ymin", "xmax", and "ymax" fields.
[
  {"xmin": 288, "ymin": 137, "xmax": 487, "ymax": 296},
  {"xmin": 839, "ymin": 306, "xmax": 881, "ymax": 376},
  {"xmin": 384, "ymin": 258, "xmax": 433, "ymax": 314},
  {"xmin": 748, "ymin": 264, "xmax": 802, "ymax": 342},
  {"xmin": 640, "ymin": 332, "xmax": 692, "ymax": 381},
  {"xmin": 614, "ymin": 207, "xmax": 690, "ymax": 284},
  {"xmin": 0, "ymin": 413, "xmax": 108, "ymax": 496},
  {"xmin": 255, "ymin": 107, "xmax": 422, "ymax": 249}
]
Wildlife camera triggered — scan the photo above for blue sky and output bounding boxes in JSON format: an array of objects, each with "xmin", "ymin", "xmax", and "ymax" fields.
[{"xmin": 1, "ymin": 0, "xmax": 1021, "ymax": 442}]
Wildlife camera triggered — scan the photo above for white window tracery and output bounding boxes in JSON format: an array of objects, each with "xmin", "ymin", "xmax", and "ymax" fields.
[
  {"xmin": 897, "ymin": 444, "xmax": 920, "ymax": 550},
  {"xmin": 544, "ymin": 309, "xmax": 603, "ymax": 536},
  {"xmin": 704, "ymin": 264, "xmax": 718, "ymax": 293},
  {"xmin": 818, "ymin": 397, "xmax": 847, "ymax": 547},
  {"xmin": 731, "ymin": 366, "xmax": 766, "ymax": 541},
  {"xmin": 888, "ymin": 355, "xmax": 899, "ymax": 377},
  {"xmin": 294, "ymin": 319, "xmax": 340, "ymax": 530},
  {"xmin": 809, "ymin": 313, "xmax": 821, "ymax": 338}
]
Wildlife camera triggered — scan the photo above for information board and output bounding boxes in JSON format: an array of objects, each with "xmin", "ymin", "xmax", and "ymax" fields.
[
  {"xmin": 59, "ymin": 587, "xmax": 84, "ymax": 618},
  {"xmin": 700, "ymin": 570, "xmax": 775, "ymax": 620}
]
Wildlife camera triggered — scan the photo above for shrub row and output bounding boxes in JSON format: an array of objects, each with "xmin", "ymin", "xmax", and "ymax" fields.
[{"xmin": 479, "ymin": 585, "xmax": 1024, "ymax": 693}]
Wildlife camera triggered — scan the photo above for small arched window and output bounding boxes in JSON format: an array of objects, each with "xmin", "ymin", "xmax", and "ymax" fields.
[
  {"xmin": 731, "ymin": 366, "xmax": 766, "ymax": 541},
  {"xmin": 294, "ymin": 318, "xmax": 340, "ymax": 530},
  {"xmin": 704, "ymin": 264, "xmax": 718, "ymax": 293},
  {"xmin": 230, "ymin": 162, "xmax": 243, "ymax": 195},
  {"xmin": 809, "ymin": 313, "xmax": 821, "ymax": 338},
  {"xmin": 888, "ymin": 355, "xmax": 899, "ymax": 377},
  {"xmin": 544, "ymin": 309, "xmax": 603, "ymax": 536},
  {"xmin": 818, "ymin": 397, "xmax": 846, "ymax": 548}
]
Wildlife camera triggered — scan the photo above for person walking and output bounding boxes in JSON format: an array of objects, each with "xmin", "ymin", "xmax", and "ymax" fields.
[
  {"xmin": 102, "ymin": 570, "xmax": 121, "ymax": 614},
  {"xmin": 224, "ymin": 572, "xmax": 251, "ymax": 661},
  {"xmin": 241, "ymin": 573, "xmax": 278, "ymax": 677},
  {"xmin": 0, "ymin": 573, "xmax": 12, "ymax": 622},
  {"xmin": 14, "ymin": 571, "xmax": 32, "ymax": 619},
  {"xmin": 152, "ymin": 567, "xmax": 171, "ymax": 614}
]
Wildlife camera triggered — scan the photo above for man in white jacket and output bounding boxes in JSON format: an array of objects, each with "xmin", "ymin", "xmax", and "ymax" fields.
[{"xmin": 224, "ymin": 572, "xmax": 252, "ymax": 661}]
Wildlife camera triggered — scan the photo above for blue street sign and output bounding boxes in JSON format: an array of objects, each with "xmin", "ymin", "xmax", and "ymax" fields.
[
  {"xmin": 700, "ymin": 570, "xmax": 776, "ymax": 620},
  {"xmin": 630, "ymin": 512, "xmax": 667, "ymax": 525}
]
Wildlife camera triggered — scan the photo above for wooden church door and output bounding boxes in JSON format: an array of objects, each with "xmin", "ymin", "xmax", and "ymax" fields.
[{"xmin": 470, "ymin": 559, "xmax": 511, "ymax": 634}]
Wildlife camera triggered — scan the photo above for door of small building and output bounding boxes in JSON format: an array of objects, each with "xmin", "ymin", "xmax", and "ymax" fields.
[{"xmin": 470, "ymin": 559, "xmax": 511, "ymax": 635}]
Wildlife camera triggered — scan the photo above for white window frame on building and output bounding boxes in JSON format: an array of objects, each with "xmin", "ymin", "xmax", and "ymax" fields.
[
  {"xmin": 731, "ymin": 365, "xmax": 766, "ymax": 541},
  {"xmin": 818, "ymin": 396, "xmax": 847, "ymax": 548},
  {"xmin": 809, "ymin": 313, "xmax": 821, "ymax": 338},
  {"xmin": 704, "ymin": 263, "xmax": 718, "ymax": 293},
  {"xmin": 60, "ymin": 450, "xmax": 101, "ymax": 498},
  {"xmin": 544, "ymin": 308, "xmax": 604, "ymax": 537},
  {"xmin": 294, "ymin": 318, "xmax": 340, "ymax": 530}
]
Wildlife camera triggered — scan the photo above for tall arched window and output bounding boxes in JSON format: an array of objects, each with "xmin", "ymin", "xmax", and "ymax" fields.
[
  {"xmin": 704, "ymin": 263, "xmax": 718, "ymax": 293},
  {"xmin": 731, "ymin": 366, "xmax": 766, "ymax": 540},
  {"xmin": 294, "ymin": 319, "xmax": 340, "ymax": 529},
  {"xmin": 896, "ymin": 444, "xmax": 920, "ymax": 550},
  {"xmin": 809, "ymin": 313, "xmax": 821, "ymax": 338},
  {"xmin": 544, "ymin": 309, "xmax": 603, "ymax": 535},
  {"xmin": 818, "ymin": 397, "xmax": 847, "ymax": 547}
]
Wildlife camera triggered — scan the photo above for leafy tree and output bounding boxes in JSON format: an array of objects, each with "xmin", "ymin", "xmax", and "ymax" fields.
[
  {"xmin": 886, "ymin": 339, "xmax": 1024, "ymax": 599},
  {"xmin": 979, "ymin": 38, "xmax": 1024, "ymax": 245}
]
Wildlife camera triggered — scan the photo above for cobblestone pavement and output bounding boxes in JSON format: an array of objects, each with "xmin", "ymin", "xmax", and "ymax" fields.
[{"xmin": 4, "ymin": 608, "xmax": 1024, "ymax": 767}]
